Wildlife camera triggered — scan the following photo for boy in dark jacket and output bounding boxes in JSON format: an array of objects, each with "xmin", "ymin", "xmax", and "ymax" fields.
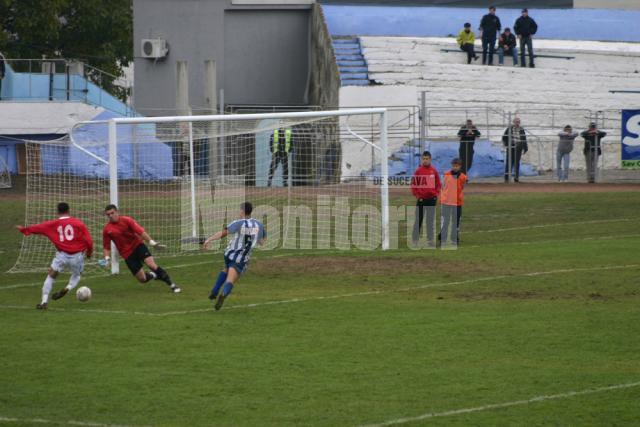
[
  {"xmin": 497, "ymin": 28, "xmax": 518, "ymax": 66},
  {"xmin": 514, "ymin": 9, "xmax": 538, "ymax": 68},
  {"xmin": 581, "ymin": 122, "xmax": 606, "ymax": 183}
]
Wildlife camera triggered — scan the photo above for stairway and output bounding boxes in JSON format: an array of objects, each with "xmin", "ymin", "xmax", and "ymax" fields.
[{"xmin": 332, "ymin": 37, "xmax": 370, "ymax": 86}]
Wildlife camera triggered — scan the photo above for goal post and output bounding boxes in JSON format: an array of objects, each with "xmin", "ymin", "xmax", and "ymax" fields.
[{"xmin": 10, "ymin": 108, "xmax": 390, "ymax": 275}]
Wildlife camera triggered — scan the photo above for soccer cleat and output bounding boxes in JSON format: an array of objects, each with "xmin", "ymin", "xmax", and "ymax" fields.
[
  {"xmin": 51, "ymin": 288, "xmax": 68, "ymax": 300},
  {"xmin": 36, "ymin": 302, "xmax": 48, "ymax": 310},
  {"xmin": 171, "ymin": 284, "xmax": 181, "ymax": 294},
  {"xmin": 208, "ymin": 291, "xmax": 218, "ymax": 300},
  {"xmin": 214, "ymin": 294, "xmax": 226, "ymax": 311},
  {"xmin": 149, "ymin": 271, "xmax": 158, "ymax": 280}
]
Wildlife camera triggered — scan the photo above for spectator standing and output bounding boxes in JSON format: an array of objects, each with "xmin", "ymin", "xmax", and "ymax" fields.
[
  {"xmin": 556, "ymin": 125, "xmax": 579, "ymax": 182},
  {"xmin": 497, "ymin": 28, "xmax": 518, "ymax": 66},
  {"xmin": 268, "ymin": 127, "xmax": 294, "ymax": 187},
  {"xmin": 439, "ymin": 158, "xmax": 467, "ymax": 248},
  {"xmin": 502, "ymin": 117, "xmax": 528, "ymax": 182},
  {"xmin": 581, "ymin": 122, "xmax": 606, "ymax": 183},
  {"xmin": 514, "ymin": 8, "xmax": 538, "ymax": 68},
  {"xmin": 457, "ymin": 119, "xmax": 481, "ymax": 174},
  {"xmin": 457, "ymin": 23, "xmax": 478, "ymax": 64},
  {"xmin": 0, "ymin": 52, "xmax": 6, "ymax": 100},
  {"xmin": 479, "ymin": 5, "xmax": 501, "ymax": 66},
  {"xmin": 411, "ymin": 151, "xmax": 441, "ymax": 247}
]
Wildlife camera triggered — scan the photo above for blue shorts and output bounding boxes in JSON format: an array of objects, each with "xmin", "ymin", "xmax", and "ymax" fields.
[{"xmin": 224, "ymin": 254, "xmax": 247, "ymax": 275}]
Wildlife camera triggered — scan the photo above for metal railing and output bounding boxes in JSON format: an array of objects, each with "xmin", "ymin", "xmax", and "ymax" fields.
[{"xmin": 1, "ymin": 58, "xmax": 133, "ymax": 115}]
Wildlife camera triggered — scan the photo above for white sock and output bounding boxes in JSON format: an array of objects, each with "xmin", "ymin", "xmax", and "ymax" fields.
[
  {"xmin": 66, "ymin": 274, "xmax": 81, "ymax": 291},
  {"xmin": 42, "ymin": 276, "xmax": 55, "ymax": 304}
]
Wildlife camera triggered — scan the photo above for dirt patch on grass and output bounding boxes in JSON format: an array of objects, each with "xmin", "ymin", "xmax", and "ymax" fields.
[{"xmin": 254, "ymin": 255, "xmax": 491, "ymax": 278}]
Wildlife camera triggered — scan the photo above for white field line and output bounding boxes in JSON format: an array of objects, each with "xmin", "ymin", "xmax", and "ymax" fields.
[
  {"xmin": 0, "ymin": 415, "xmax": 148, "ymax": 427},
  {"xmin": 360, "ymin": 381, "xmax": 640, "ymax": 427},
  {"xmin": 0, "ymin": 264, "xmax": 636, "ymax": 317},
  {"xmin": 467, "ymin": 218, "xmax": 632, "ymax": 234},
  {"xmin": 0, "ymin": 259, "xmax": 215, "ymax": 291},
  {"xmin": 2, "ymin": 232, "xmax": 638, "ymax": 292}
]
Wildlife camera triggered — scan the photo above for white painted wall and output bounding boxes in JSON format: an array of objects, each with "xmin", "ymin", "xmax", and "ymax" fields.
[{"xmin": 0, "ymin": 102, "xmax": 104, "ymax": 134}]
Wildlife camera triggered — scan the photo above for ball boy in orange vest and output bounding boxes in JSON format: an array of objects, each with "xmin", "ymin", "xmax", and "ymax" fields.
[{"xmin": 439, "ymin": 158, "xmax": 467, "ymax": 247}]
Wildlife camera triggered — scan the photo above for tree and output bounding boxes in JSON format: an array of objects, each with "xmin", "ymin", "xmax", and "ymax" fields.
[{"xmin": 0, "ymin": 0, "xmax": 133, "ymax": 101}]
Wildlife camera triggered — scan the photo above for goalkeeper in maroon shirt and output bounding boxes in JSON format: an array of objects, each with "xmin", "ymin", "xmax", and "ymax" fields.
[
  {"xmin": 100, "ymin": 204, "xmax": 181, "ymax": 293},
  {"xmin": 16, "ymin": 202, "xmax": 93, "ymax": 309}
]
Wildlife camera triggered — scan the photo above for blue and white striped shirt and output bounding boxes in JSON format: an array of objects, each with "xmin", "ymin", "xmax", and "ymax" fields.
[{"xmin": 223, "ymin": 218, "xmax": 266, "ymax": 264}]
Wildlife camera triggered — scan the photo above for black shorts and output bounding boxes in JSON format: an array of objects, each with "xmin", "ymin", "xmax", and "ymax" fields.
[{"xmin": 125, "ymin": 243, "xmax": 152, "ymax": 275}]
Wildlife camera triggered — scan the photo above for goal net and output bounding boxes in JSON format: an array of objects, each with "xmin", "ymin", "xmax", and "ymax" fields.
[
  {"xmin": 0, "ymin": 156, "xmax": 11, "ymax": 189},
  {"xmin": 10, "ymin": 109, "xmax": 390, "ymax": 274}
]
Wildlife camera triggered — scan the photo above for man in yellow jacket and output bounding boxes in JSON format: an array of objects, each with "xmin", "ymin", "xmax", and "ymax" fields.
[{"xmin": 457, "ymin": 23, "xmax": 478, "ymax": 64}]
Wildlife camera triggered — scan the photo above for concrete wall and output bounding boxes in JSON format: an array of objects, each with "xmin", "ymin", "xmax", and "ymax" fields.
[
  {"xmin": 575, "ymin": 0, "xmax": 640, "ymax": 9},
  {"xmin": 308, "ymin": 3, "xmax": 340, "ymax": 109},
  {"xmin": 133, "ymin": 0, "xmax": 313, "ymax": 116}
]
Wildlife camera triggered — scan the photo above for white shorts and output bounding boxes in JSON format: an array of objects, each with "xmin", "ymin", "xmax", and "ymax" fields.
[{"xmin": 51, "ymin": 251, "xmax": 85, "ymax": 276}]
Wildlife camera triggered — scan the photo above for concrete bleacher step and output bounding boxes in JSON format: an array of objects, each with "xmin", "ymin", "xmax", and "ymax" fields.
[
  {"xmin": 335, "ymin": 54, "xmax": 365, "ymax": 61},
  {"xmin": 341, "ymin": 79, "xmax": 370, "ymax": 86},
  {"xmin": 333, "ymin": 38, "xmax": 359, "ymax": 44},
  {"xmin": 340, "ymin": 72, "xmax": 368, "ymax": 79},
  {"xmin": 337, "ymin": 59, "xmax": 367, "ymax": 67},
  {"xmin": 339, "ymin": 66, "xmax": 369, "ymax": 73},
  {"xmin": 335, "ymin": 49, "xmax": 362, "ymax": 56},
  {"xmin": 332, "ymin": 36, "xmax": 371, "ymax": 87},
  {"xmin": 333, "ymin": 42, "xmax": 360, "ymax": 49}
]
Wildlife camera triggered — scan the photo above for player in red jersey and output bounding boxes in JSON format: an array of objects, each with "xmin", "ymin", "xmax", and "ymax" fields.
[
  {"xmin": 100, "ymin": 204, "xmax": 181, "ymax": 293},
  {"xmin": 16, "ymin": 202, "xmax": 93, "ymax": 309}
]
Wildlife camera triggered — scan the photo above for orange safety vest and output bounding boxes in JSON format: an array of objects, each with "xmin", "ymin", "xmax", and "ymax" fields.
[{"xmin": 440, "ymin": 171, "xmax": 467, "ymax": 206}]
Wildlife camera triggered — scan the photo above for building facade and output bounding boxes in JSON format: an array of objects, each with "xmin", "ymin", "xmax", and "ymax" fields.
[{"xmin": 133, "ymin": 0, "xmax": 319, "ymax": 116}]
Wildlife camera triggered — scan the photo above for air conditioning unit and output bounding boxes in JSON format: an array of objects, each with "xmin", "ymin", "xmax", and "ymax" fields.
[{"xmin": 141, "ymin": 39, "xmax": 169, "ymax": 59}]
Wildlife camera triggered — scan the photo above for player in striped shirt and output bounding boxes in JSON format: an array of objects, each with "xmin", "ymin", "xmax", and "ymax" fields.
[
  {"xmin": 202, "ymin": 202, "xmax": 266, "ymax": 310},
  {"xmin": 16, "ymin": 202, "xmax": 93, "ymax": 309}
]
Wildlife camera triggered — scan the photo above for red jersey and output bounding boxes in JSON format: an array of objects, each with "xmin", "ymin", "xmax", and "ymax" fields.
[
  {"xmin": 441, "ymin": 170, "xmax": 468, "ymax": 206},
  {"xmin": 411, "ymin": 164, "xmax": 441, "ymax": 200},
  {"xmin": 102, "ymin": 216, "xmax": 145, "ymax": 259},
  {"xmin": 19, "ymin": 216, "xmax": 93, "ymax": 255}
]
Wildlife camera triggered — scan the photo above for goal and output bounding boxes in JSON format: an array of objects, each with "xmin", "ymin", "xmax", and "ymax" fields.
[
  {"xmin": 11, "ymin": 109, "xmax": 390, "ymax": 274},
  {"xmin": 0, "ymin": 156, "xmax": 11, "ymax": 189}
]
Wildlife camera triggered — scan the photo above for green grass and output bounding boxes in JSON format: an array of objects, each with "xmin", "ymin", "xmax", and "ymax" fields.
[{"xmin": 1, "ymin": 190, "xmax": 640, "ymax": 426}]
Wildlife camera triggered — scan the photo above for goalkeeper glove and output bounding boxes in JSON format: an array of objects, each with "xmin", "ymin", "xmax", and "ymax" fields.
[
  {"xmin": 149, "ymin": 239, "xmax": 167, "ymax": 250},
  {"xmin": 98, "ymin": 256, "xmax": 110, "ymax": 267}
]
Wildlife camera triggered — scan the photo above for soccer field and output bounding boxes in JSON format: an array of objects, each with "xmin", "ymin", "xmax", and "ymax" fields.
[{"xmin": 1, "ymin": 184, "xmax": 640, "ymax": 426}]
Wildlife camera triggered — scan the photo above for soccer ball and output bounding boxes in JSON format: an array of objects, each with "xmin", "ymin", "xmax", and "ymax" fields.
[{"xmin": 76, "ymin": 286, "xmax": 92, "ymax": 302}]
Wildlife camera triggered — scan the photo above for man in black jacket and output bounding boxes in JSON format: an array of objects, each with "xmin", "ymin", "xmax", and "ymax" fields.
[
  {"xmin": 0, "ymin": 52, "xmax": 5, "ymax": 100},
  {"xmin": 497, "ymin": 28, "xmax": 518, "ymax": 66},
  {"xmin": 502, "ymin": 118, "xmax": 528, "ymax": 182},
  {"xmin": 268, "ymin": 127, "xmax": 294, "ymax": 187},
  {"xmin": 514, "ymin": 8, "xmax": 538, "ymax": 68},
  {"xmin": 479, "ymin": 6, "xmax": 501, "ymax": 66},
  {"xmin": 457, "ymin": 119, "xmax": 481, "ymax": 175},
  {"xmin": 581, "ymin": 122, "xmax": 606, "ymax": 183}
]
